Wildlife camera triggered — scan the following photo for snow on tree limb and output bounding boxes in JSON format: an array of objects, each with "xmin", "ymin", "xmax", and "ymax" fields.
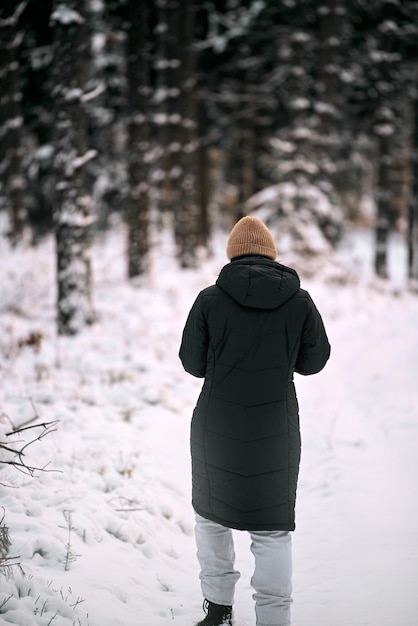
[
  {"xmin": 0, "ymin": 1, "xmax": 28, "ymax": 27},
  {"xmin": 50, "ymin": 5, "xmax": 85, "ymax": 26},
  {"xmin": 73, "ymin": 149, "xmax": 98, "ymax": 170},
  {"xmin": 81, "ymin": 81, "xmax": 106, "ymax": 103}
]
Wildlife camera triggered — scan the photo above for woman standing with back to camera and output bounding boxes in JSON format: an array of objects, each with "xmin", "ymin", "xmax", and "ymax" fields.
[{"xmin": 179, "ymin": 216, "xmax": 331, "ymax": 626}]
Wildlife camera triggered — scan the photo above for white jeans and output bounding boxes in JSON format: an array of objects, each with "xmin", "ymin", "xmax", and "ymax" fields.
[{"xmin": 195, "ymin": 514, "xmax": 292, "ymax": 626}]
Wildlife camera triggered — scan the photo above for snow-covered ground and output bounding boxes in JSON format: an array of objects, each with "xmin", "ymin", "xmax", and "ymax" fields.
[{"xmin": 0, "ymin": 225, "xmax": 417, "ymax": 626}]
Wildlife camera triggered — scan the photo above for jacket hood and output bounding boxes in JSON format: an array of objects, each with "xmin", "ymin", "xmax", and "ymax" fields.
[{"xmin": 216, "ymin": 256, "xmax": 300, "ymax": 310}]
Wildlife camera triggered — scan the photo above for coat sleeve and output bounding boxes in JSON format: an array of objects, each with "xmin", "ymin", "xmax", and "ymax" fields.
[
  {"xmin": 295, "ymin": 293, "xmax": 331, "ymax": 376},
  {"xmin": 179, "ymin": 292, "xmax": 209, "ymax": 378}
]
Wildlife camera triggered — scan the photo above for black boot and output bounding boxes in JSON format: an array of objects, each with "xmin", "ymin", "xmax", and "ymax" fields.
[{"xmin": 195, "ymin": 599, "xmax": 233, "ymax": 626}]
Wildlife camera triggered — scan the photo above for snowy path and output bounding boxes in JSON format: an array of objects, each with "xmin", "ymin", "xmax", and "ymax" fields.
[
  {"xmin": 218, "ymin": 284, "xmax": 418, "ymax": 626},
  {"xmin": 1, "ymin": 230, "xmax": 418, "ymax": 626},
  {"xmin": 291, "ymin": 287, "xmax": 418, "ymax": 626}
]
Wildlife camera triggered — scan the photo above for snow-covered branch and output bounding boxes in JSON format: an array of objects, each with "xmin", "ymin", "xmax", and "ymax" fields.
[
  {"xmin": 0, "ymin": 1, "xmax": 28, "ymax": 28},
  {"xmin": 81, "ymin": 81, "xmax": 106, "ymax": 103},
  {"xmin": 73, "ymin": 149, "xmax": 98, "ymax": 170},
  {"xmin": 50, "ymin": 5, "xmax": 85, "ymax": 26}
]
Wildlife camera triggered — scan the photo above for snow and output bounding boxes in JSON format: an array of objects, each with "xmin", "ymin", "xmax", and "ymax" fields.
[
  {"xmin": 50, "ymin": 6, "xmax": 84, "ymax": 26},
  {"xmin": 289, "ymin": 98, "xmax": 310, "ymax": 112},
  {"xmin": 1, "ymin": 224, "xmax": 418, "ymax": 626},
  {"xmin": 73, "ymin": 150, "xmax": 98, "ymax": 170}
]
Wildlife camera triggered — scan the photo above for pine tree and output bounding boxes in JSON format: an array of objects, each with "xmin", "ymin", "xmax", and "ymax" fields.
[
  {"xmin": 195, "ymin": 0, "xmax": 276, "ymax": 225},
  {"xmin": 365, "ymin": 0, "xmax": 418, "ymax": 279},
  {"xmin": 152, "ymin": 0, "xmax": 201, "ymax": 266},
  {"xmin": 314, "ymin": 0, "xmax": 351, "ymax": 225},
  {"xmin": 408, "ymin": 96, "xmax": 418, "ymax": 283},
  {"xmin": 126, "ymin": 0, "xmax": 151, "ymax": 278},
  {"xmin": 153, "ymin": 0, "xmax": 174, "ymax": 217},
  {"xmin": 0, "ymin": 1, "xmax": 27, "ymax": 243},
  {"xmin": 174, "ymin": 0, "xmax": 200, "ymax": 267},
  {"xmin": 51, "ymin": 0, "xmax": 95, "ymax": 335},
  {"xmin": 89, "ymin": 0, "xmax": 127, "ymax": 229},
  {"xmin": 372, "ymin": 8, "xmax": 402, "ymax": 278}
]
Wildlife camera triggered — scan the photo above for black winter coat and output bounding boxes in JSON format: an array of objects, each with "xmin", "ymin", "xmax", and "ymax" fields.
[{"xmin": 179, "ymin": 256, "xmax": 330, "ymax": 531}]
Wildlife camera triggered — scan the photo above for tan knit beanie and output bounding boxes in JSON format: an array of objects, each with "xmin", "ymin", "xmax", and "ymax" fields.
[{"xmin": 226, "ymin": 216, "xmax": 277, "ymax": 260}]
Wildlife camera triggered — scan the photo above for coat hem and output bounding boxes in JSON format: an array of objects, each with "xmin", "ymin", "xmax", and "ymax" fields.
[{"xmin": 193, "ymin": 506, "xmax": 295, "ymax": 532}]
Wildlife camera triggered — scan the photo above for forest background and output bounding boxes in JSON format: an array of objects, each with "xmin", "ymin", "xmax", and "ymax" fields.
[{"xmin": 1, "ymin": 0, "xmax": 418, "ymax": 336}]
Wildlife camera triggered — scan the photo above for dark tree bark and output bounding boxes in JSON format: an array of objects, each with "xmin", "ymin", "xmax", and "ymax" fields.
[
  {"xmin": 374, "ymin": 128, "xmax": 392, "ymax": 279},
  {"xmin": 315, "ymin": 0, "xmax": 349, "ymax": 203},
  {"xmin": 51, "ymin": 0, "xmax": 95, "ymax": 335},
  {"xmin": 196, "ymin": 97, "xmax": 212, "ymax": 248},
  {"xmin": 126, "ymin": 0, "xmax": 151, "ymax": 278},
  {"xmin": 154, "ymin": 0, "xmax": 174, "ymax": 217},
  {"xmin": 0, "ymin": 1, "xmax": 27, "ymax": 243},
  {"xmin": 372, "ymin": 6, "xmax": 403, "ymax": 279},
  {"xmin": 408, "ymin": 96, "xmax": 418, "ymax": 282},
  {"xmin": 88, "ymin": 0, "xmax": 127, "ymax": 229},
  {"xmin": 277, "ymin": 28, "xmax": 315, "ymax": 183},
  {"xmin": 174, "ymin": 0, "xmax": 200, "ymax": 267},
  {"xmin": 153, "ymin": 0, "xmax": 200, "ymax": 266}
]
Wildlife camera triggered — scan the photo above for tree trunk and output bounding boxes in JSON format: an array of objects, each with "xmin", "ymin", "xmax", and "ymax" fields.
[
  {"xmin": 154, "ymin": 0, "xmax": 174, "ymax": 218},
  {"xmin": 196, "ymin": 98, "xmax": 211, "ymax": 248},
  {"xmin": 126, "ymin": 0, "xmax": 151, "ymax": 278},
  {"xmin": 236, "ymin": 93, "xmax": 257, "ymax": 219},
  {"xmin": 174, "ymin": 0, "xmax": 199, "ymax": 267},
  {"xmin": 52, "ymin": 0, "xmax": 95, "ymax": 335},
  {"xmin": 374, "ymin": 131, "xmax": 392, "ymax": 278},
  {"xmin": 408, "ymin": 96, "xmax": 418, "ymax": 282},
  {"xmin": 317, "ymin": 0, "xmax": 344, "ymax": 134},
  {"xmin": 0, "ymin": 1, "xmax": 27, "ymax": 243},
  {"xmin": 278, "ymin": 29, "xmax": 314, "ymax": 185},
  {"xmin": 316, "ymin": 0, "xmax": 348, "ymax": 213},
  {"xmin": 89, "ymin": 0, "xmax": 127, "ymax": 229},
  {"xmin": 373, "ymin": 8, "xmax": 402, "ymax": 279}
]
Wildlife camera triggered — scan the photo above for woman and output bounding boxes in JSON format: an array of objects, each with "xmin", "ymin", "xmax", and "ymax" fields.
[{"xmin": 179, "ymin": 216, "xmax": 331, "ymax": 626}]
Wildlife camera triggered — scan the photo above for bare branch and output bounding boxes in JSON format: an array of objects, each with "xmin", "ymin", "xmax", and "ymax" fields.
[{"xmin": 0, "ymin": 416, "xmax": 61, "ymax": 478}]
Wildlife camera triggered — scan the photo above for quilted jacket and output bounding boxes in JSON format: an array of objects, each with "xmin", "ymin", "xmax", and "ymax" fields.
[{"xmin": 179, "ymin": 255, "xmax": 330, "ymax": 531}]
